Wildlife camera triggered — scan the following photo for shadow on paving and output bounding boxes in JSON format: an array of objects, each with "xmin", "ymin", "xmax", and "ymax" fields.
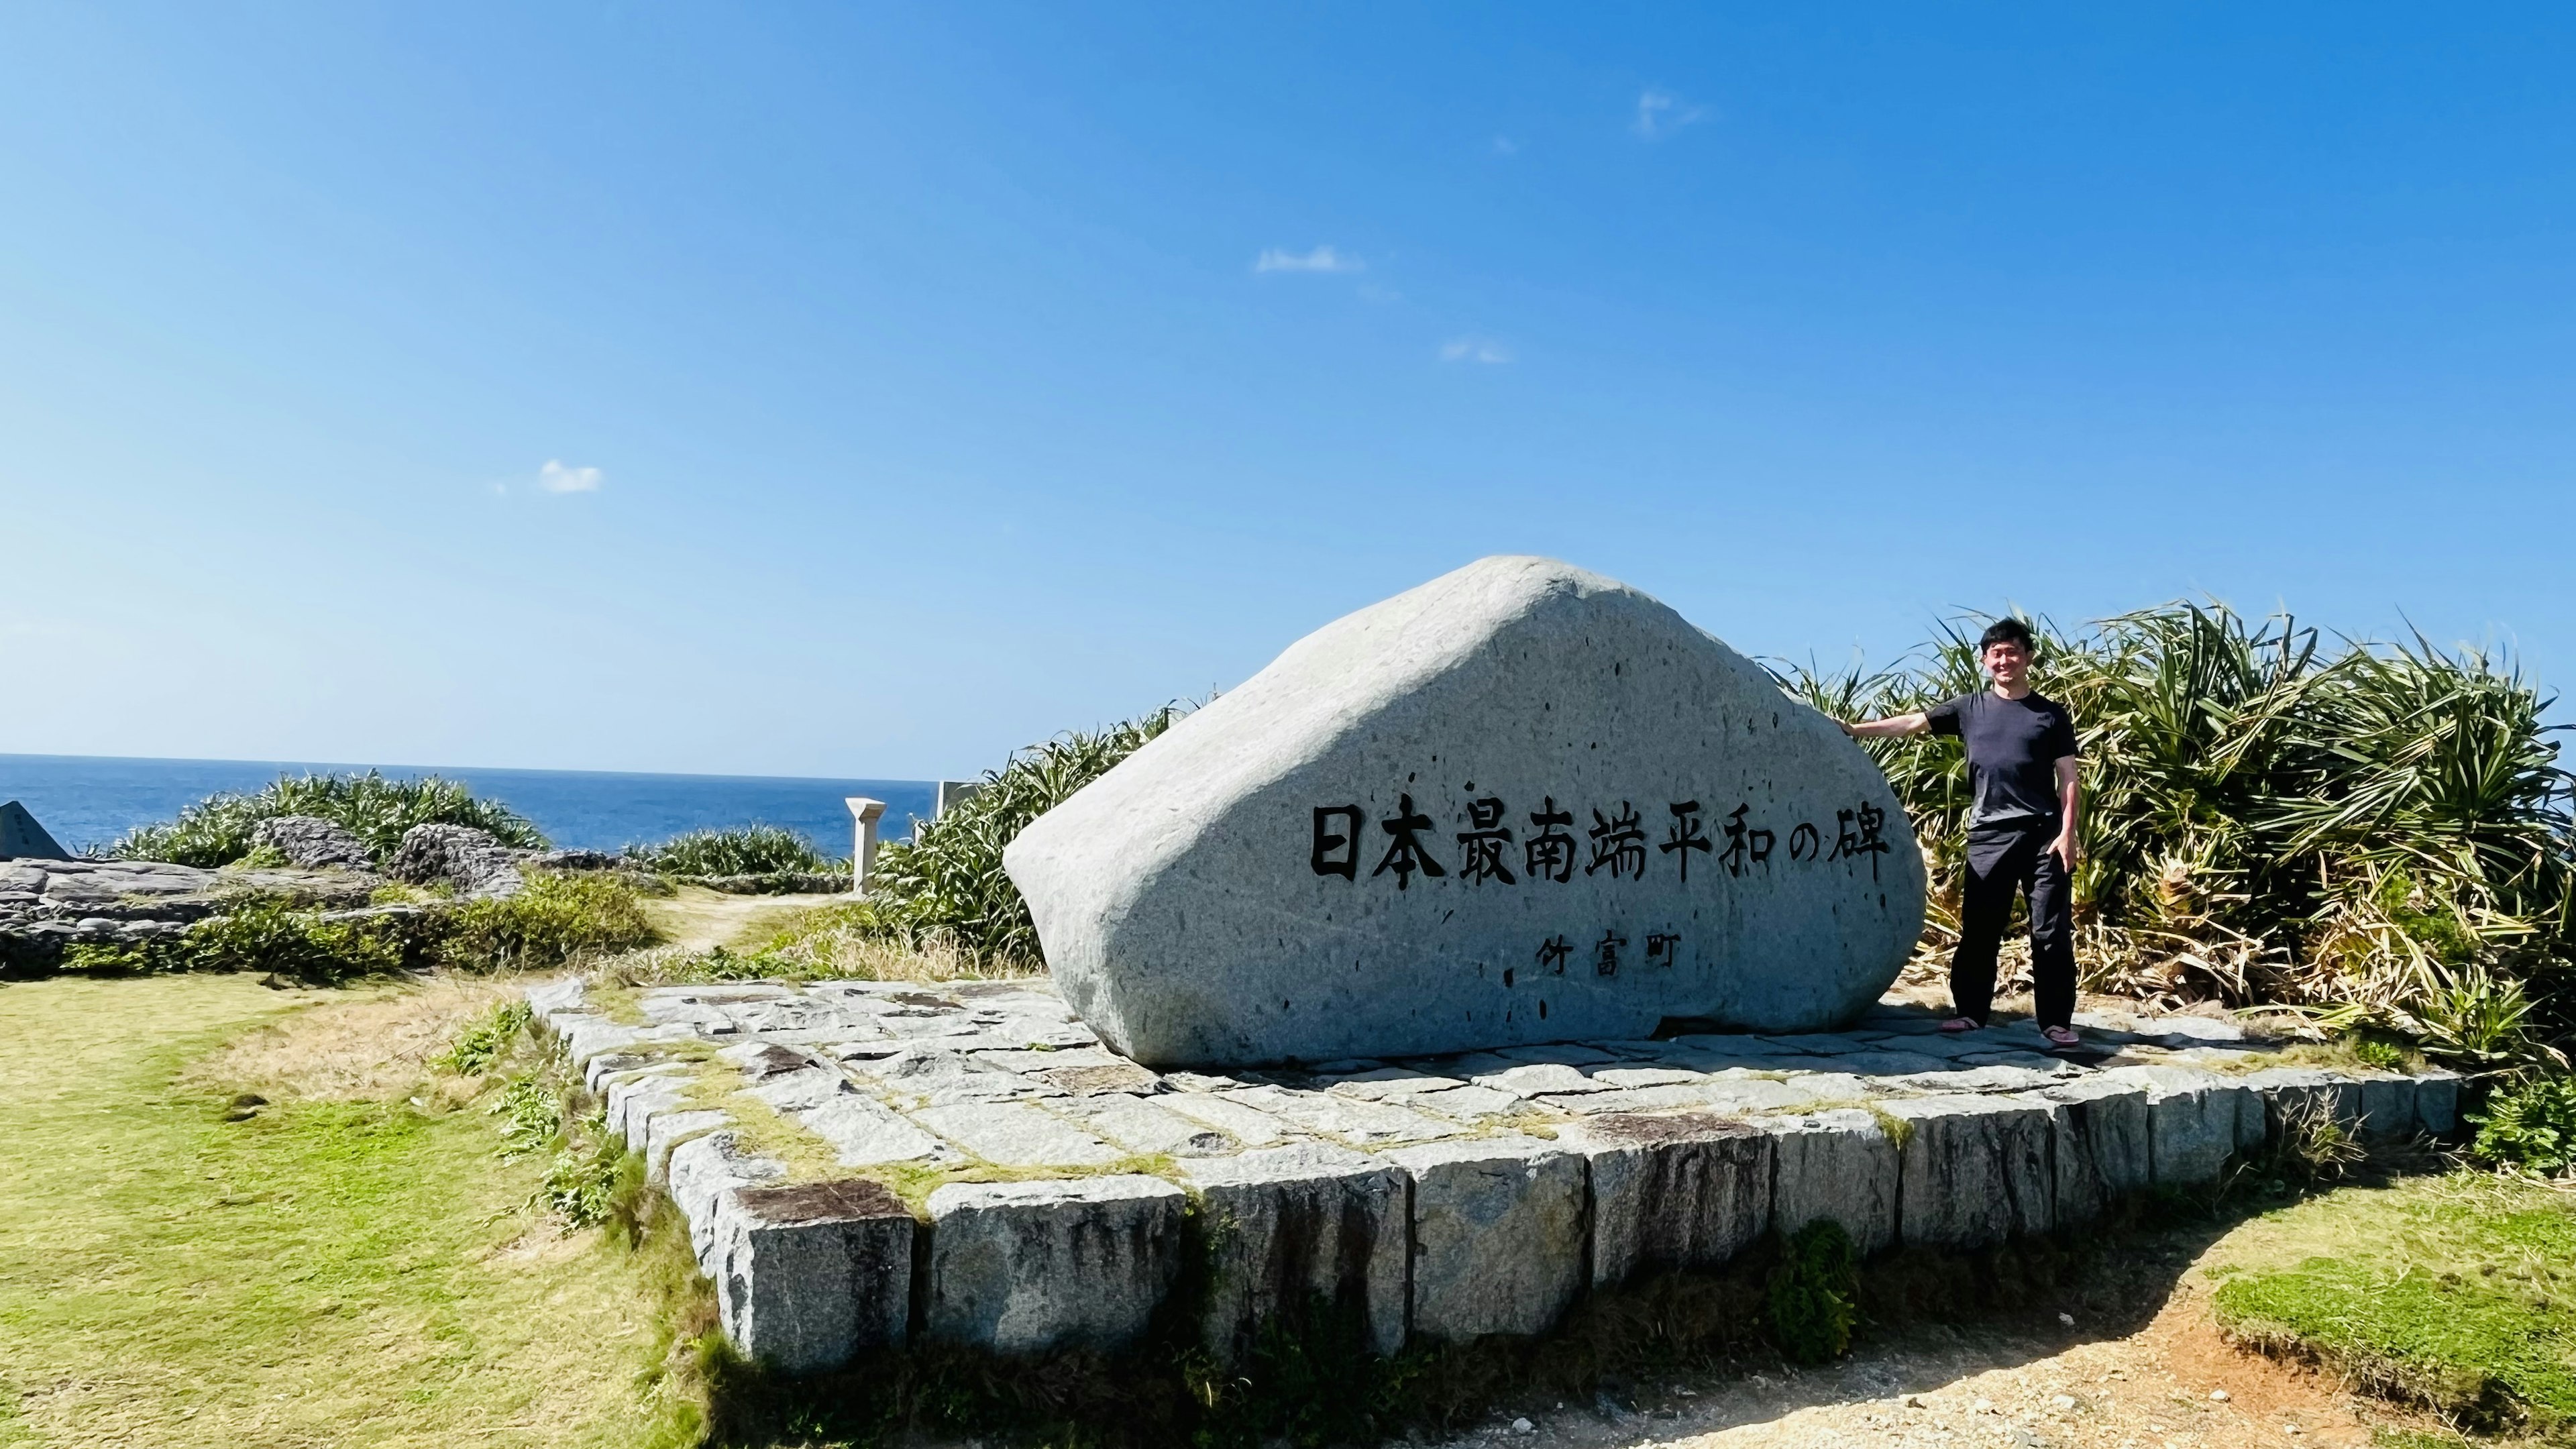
[{"xmin": 689, "ymin": 1159, "xmax": 2382, "ymax": 1449}]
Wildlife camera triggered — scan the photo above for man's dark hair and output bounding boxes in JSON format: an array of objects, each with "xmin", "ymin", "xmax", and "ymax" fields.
[{"xmin": 1978, "ymin": 618, "xmax": 2036, "ymax": 655}]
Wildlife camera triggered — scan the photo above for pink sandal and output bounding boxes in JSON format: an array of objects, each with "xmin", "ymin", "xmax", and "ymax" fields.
[
  {"xmin": 1937, "ymin": 1017, "xmax": 1981, "ymax": 1033},
  {"xmin": 2041, "ymin": 1025, "xmax": 2081, "ymax": 1049}
]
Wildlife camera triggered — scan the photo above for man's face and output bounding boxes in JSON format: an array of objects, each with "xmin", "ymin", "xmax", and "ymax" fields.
[{"xmin": 1983, "ymin": 641, "xmax": 2031, "ymax": 688}]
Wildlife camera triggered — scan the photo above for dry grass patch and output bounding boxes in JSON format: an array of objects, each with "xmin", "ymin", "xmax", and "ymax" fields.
[
  {"xmin": 596, "ymin": 915, "xmax": 1040, "ymax": 993},
  {"xmin": 745, "ymin": 925, "xmax": 1036, "ymax": 984},
  {"xmin": 735, "ymin": 901, "xmax": 1044, "ymax": 983},
  {"xmin": 182, "ymin": 971, "xmax": 537, "ymax": 1102}
]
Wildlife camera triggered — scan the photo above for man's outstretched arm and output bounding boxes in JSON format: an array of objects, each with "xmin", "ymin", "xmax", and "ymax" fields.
[
  {"xmin": 2052, "ymin": 755, "xmax": 2082, "ymax": 867},
  {"xmin": 1839, "ymin": 712, "xmax": 1930, "ymax": 739}
]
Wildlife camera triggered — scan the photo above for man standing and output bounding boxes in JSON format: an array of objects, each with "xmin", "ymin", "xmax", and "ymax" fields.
[{"xmin": 1839, "ymin": 619, "xmax": 2084, "ymax": 1048}]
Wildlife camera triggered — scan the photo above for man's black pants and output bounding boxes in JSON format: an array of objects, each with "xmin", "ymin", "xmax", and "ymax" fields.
[{"xmin": 1949, "ymin": 824, "xmax": 2077, "ymax": 1029}]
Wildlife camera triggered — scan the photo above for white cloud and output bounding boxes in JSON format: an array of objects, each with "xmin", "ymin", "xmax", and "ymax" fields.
[
  {"xmin": 1491, "ymin": 135, "xmax": 1519, "ymax": 156},
  {"xmin": 537, "ymin": 460, "xmax": 603, "ymax": 494},
  {"xmin": 1633, "ymin": 89, "xmax": 1707, "ymax": 140},
  {"xmin": 1254, "ymin": 245, "xmax": 1364, "ymax": 274},
  {"xmin": 1440, "ymin": 337, "xmax": 1513, "ymax": 365}
]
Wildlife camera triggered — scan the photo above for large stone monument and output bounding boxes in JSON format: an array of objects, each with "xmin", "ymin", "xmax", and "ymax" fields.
[
  {"xmin": 0, "ymin": 802, "xmax": 69, "ymax": 861},
  {"xmin": 1004, "ymin": 556, "xmax": 1925, "ymax": 1067}
]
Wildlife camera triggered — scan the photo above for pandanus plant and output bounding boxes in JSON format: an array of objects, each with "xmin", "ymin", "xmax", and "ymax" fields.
[{"xmin": 1772, "ymin": 601, "xmax": 2575, "ymax": 1069}]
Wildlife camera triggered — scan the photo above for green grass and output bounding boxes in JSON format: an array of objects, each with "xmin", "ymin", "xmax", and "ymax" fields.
[
  {"xmin": 442, "ymin": 998, "xmax": 535, "ymax": 1074},
  {"xmin": 2208, "ymin": 1173, "xmax": 2576, "ymax": 1438},
  {"xmin": 0, "ymin": 974, "xmax": 699, "ymax": 1448},
  {"xmin": 2374, "ymin": 1430, "xmax": 2475, "ymax": 1449},
  {"xmin": 592, "ymin": 893, "xmax": 1040, "ymax": 990}
]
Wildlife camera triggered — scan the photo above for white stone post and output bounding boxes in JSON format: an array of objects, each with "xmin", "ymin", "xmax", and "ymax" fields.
[
  {"xmin": 935, "ymin": 780, "xmax": 983, "ymax": 818},
  {"xmin": 845, "ymin": 797, "xmax": 887, "ymax": 897}
]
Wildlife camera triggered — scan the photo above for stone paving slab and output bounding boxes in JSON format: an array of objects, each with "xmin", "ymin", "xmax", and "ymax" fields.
[{"xmin": 533, "ymin": 974, "xmax": 2458, "ymax": 1374}]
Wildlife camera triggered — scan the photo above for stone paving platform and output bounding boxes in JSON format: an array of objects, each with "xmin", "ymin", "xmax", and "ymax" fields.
[{"xmin": 527, "ymin": 975, "xmax": 2461, "ymax": 1375}]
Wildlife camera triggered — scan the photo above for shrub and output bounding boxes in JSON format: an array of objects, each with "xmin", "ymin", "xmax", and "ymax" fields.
[
  {"xmin": 625, "ymin": 824, "xmax": 835, "ymax": 877},
  {"xmin": 2351, "ymin": 1033, "xmax": 2412, "ymax": 1071},
  {"xmin": 2470, "ymin": 1075, "xmax": 2576, "ymax": 1177},
  {"xmin": 492, "ymin": 1073, "xmax": 564, "ymax": 1159},
  {"xmin": 107, "ymin": 771, "xmax": 546, "ymax": 868},
  {"xmin": 540, "ymin": 1113, "xmax": 633, "ymax": 1229},
  {"xmin": 863, "ymin": 704, "xmax": 1189, "ymax": 963},
  {"xmin": 2409, "ymin": 963, "xmax": 2555, "ymax": 1071},
  {"xmin": 64, "ymin": 896, "xmax": 414, "ymax": 983},
  {"xmin": 191, "ymin": 898, "xmax": 412, "ymax": 981},
  {"xmin": 439, "ymin": 1000, "xmax": 533, "ymax": 1075},
  {"xmin": 1766, "ymin": 1218, "xmax": 1860, "ymax": 1363},
  {"xmin": 440, "ymin": 872, "xmax": 657, "ymax": 973},
  {"xmin": 2239, "ymin": 1093, "xmax": 2366, "ymax": 1193}
]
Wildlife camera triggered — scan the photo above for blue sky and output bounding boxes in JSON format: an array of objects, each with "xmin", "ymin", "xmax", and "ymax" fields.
[{"xmin": 3, "ymin": 5, "xmax": 2571, "ymax": 779}]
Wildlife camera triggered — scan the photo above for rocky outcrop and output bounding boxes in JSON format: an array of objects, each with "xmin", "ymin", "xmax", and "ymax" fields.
[
  {"xmin": 251, "ymin": 816, "xmax": 375, "ymax": 873},
  {"xmin": 527, "ymin": 848, "xmax": 623, "ymax": 872},
  {"xmin": 390, "ymin": 824, "xmax": 524, "ymax": 899},
  {"xmin": 0, "ymin": 858, "xmax": 379, "ymax": 969}
]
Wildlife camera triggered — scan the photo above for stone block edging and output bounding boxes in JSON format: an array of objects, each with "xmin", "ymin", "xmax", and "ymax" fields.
[{"xmin": 529, "ymin": 979, "xmax": 2460, "ymax": 1375}]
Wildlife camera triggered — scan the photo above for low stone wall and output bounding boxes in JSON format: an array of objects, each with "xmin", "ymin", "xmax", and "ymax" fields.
[{"xmin": 528, "ymin": 977, "xmax": 2459, "ymax": 1375}]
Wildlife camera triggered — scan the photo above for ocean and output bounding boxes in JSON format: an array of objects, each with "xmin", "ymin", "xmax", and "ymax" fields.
[{"xmin": 0, "ymin": 753, "xmax": 938, "ymax": 858}]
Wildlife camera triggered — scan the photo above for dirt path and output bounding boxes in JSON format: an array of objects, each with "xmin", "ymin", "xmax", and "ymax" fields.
[
  {"xmin": 1442, "ymin": 1234, "xmax": 2438, "ymax": 1449},
  {"xmin": 644, "ymin": 884, "xmax": 844, "ymax": 953}
]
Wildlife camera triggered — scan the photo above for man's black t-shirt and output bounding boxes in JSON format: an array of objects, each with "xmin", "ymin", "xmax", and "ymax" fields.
[{"xmin": 1926, "ymin": 690, "xmax": 2079, "ymax": 832}]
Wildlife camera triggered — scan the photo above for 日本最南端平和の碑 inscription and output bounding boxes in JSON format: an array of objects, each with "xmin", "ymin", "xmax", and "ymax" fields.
[
  {"xmin": 1309, "ymin": 794, "xmax": 1892, "ymax": 888},
  {"xmin": 1004, "ymin": 556, "xmax": 1927, "ymax": 1068}
]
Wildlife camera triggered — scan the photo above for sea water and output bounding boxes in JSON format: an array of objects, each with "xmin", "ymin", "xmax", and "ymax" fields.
[{"xmin": 0, "ymin": 753, "xmax": 937, "ymax": 857}]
